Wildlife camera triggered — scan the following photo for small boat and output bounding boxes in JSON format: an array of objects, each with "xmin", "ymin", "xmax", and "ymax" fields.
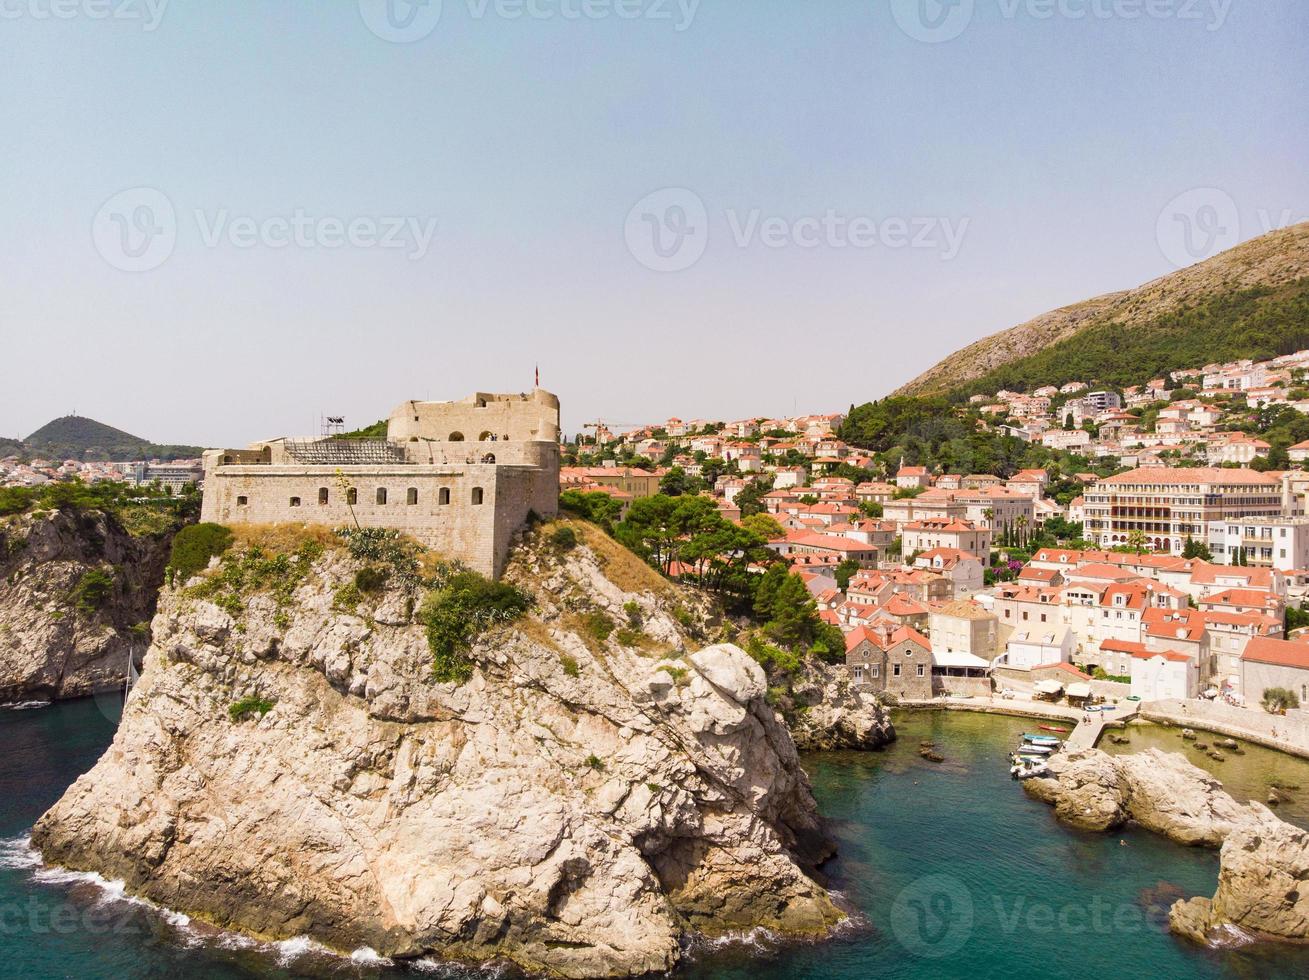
[
  {"xmin": 1015, "ymin": 744, "xmax": 1054, "ymax": 755},
  {"xmin": 1039, "ymin": 725, "xmax": 1069, "ymax": 733},
  {"xmin": 1022, "ymin": 733, "xmax": 1060, "ymax": 745},
  {"xmin": 1011, "ymin": 757, "xmax": 1050, "ymax": 780}
]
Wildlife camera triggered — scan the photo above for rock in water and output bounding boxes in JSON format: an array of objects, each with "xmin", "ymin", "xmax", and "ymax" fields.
[
  {"xmin": 1169, "ymin": 810, "xmax": 1309, "ymax": 944},
  {"xmin": 32, "ymin": 525, "xmax": 845, "ymax": 976},
  {"xmin": 1021, "ymin": 748, "xmax": 1255, "ymax": 844},
  {"xmin": 0, "ymin": 508, "xmax": 176, "ymax": 702}
]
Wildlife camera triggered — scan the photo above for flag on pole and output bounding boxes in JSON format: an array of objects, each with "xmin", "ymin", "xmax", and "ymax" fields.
[{"xmin": 535, "ymin": 364, "xmax": 539, "ymax": 387}]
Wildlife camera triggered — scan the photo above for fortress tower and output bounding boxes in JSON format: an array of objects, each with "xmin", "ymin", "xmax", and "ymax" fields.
[{"xmin": 199, "ymin": 390, "xmax": 561, "ymax": 578}]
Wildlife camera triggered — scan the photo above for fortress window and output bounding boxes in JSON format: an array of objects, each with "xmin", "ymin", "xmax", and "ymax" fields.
[
  {"xmin": 439, "ymin": 488, "xmax": 451, "ymax": 505},
  {"xmin": 449, "ymin": 432, "xmax": 465, "ymax": 442},
  {"xmin": 347, "ymin": 488, "xmax": 358, "ymax": 505},
  {"xmin": 289, "ymin": 497, "xmax": 301, "ymax": 508},
  {"xmin": 479, "ymin": 431, "xmax": 492, "ymax": 441},
  {"xmin": 407, "ymin": 488, "xmax": 418, "ymax": 505},
  {"xmin": 482, "ymin": 453, "xmax": 496, "ymax": 464},
  {"xmin": 318, "ymin": 488, "xmax": 329, "ymax": 505},
  {"xmin": 472, "ymin": 487, "xmax": 484, "ymax": 505},
  {"xmin": 236, "ymin": 495, "xmax": 248, "ymax": 507},
  {"xmin": 376, "ymin": 488, "xmax": 388, "ymax": 505}
]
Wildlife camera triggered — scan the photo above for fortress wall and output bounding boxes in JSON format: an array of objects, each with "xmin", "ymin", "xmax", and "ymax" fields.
[
  {"xmin": 388, "ymin": 390, "xmax": 561, "ymax": 444},
  {"xmin": 199, "ymin": 465, "xmax": 525, "ymax": 577}
]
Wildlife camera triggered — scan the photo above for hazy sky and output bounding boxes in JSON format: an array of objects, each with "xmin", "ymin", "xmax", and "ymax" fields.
[{"xmin": 2, "ymin": 0, "xmax": 1306, "ymax": 447}]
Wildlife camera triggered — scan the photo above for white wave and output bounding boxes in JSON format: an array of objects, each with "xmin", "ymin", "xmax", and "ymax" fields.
[
  {"xmin": 271, "ymin": 934, "xmax": 335, "ymax": 966},
  {"xmin": 351, "ymin": 945, "xmax": 395, "ymax": 966},
  {"xmin": 0, "ymin": 835, "xmax": 42, "ymax": 870},
  {"xmin": 411, "ymin": 957, "xmax": 510, "ymax": 977},
  {"xmin": 1, "ymin": 700, "xmax": 52, "ymax": 710}
]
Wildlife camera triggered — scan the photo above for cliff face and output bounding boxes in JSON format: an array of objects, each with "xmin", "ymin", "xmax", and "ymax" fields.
[
  {"xmin": 32, "ymin": 524, "xmax": 851, "ymax": 976},
  {"xmin": 0, "ymin": 508, "xmax": 172, "ymax": 702}
]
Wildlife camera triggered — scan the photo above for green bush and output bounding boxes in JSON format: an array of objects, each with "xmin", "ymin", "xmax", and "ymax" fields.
[
  {"xmin": 420, "ymin": 571, "xmax": 531, "ymax": 684},
  {"xmin": 550, "ymin": 525, "xmax": 578, "ymax": 552},
  {"xmin": 68, "ymin": 567, "xmax": 115, "ymax": 616},
  {"xmin": 560, "ymin": 654, "xmax": 580, "ymax": 677},
  {"xmin": 583, "ymin": 611, "xmax": 615, "ymax": 643},
  {"xmin": 170, "ymin": 523, "xmax": 234, "ymax": 583},
  {"xmin": 615, "ymin": 627, "xmax": 642, "ymax": 647},
  {"xmin": 585, "ymin": 754, "xmax": 605, "ymax": 772},
  {"xmin": 354, "ymin": 565, "xmax": 389, "ymax": 594},
  {"xmin": 228, "ymin": 696, "xmax": 275, "ymax": 722}
]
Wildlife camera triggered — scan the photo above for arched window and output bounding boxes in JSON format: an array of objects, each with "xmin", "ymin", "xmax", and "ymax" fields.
[
  {"xmin": 289, "ymin": 496, "xmax": 301, "ymax": 508},
  {"xmin": 448, "ymin": 432, "xmax": 465, "ymax": 442},
  {"xmin": 439, "ymin": 487, "xmax": 451, "ymax": 505},
  {"xmin": 472, "ymin": 487, "xmax": 484, "ymax": 505},
  {"xmin": 407, "ymin": 487, "xmax": 418, "ymax": 505},
  {"xmin": 481, "ymin": 453, "xmax": 496, "ymax": 464},
  {"xmin": 479, "ymin": 431, "xmax": 493, "ymax": 441},
  {"xmin": 236, "ymin": 495, "xmax": 248, "ymax": 507},
  {"xmin": 347, "ymin": 487, "xmax": 358, "ymax": 505},
  {"xmin": 318, "ymin": 487, "xmax": 329, "ymax": 505},
  {"xmin": 376, "ymin": 488, "xmax": 388, "ymax": 505}
]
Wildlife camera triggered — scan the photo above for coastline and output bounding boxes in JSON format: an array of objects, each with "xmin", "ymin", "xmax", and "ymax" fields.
[{"xmin": 895, "ymin": 696, "xmax": 1309, "ymax": 761}]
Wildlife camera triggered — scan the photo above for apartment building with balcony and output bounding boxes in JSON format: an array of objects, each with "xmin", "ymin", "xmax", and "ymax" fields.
[{"xmin": 1083, "ymin": 467, "xmax": 1287, "ymax": 556}]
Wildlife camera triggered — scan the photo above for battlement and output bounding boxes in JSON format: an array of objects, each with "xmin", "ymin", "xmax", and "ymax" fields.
[{"xmin": 199, "ymin": 391, "xmax": 561, "ymax": 578}]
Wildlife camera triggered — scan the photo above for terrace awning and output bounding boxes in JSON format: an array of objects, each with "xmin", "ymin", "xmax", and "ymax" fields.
[
  {"xmin": 1034, "ymin": 679, "xmax": 1064, "ymax": 695},
  {"xmin": 1066, "ymin": 682, "xmax": 1093, "ymax": 699}
]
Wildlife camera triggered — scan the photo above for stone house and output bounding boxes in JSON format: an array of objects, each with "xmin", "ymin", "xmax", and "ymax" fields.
[{"xmin": 844, "ymin": 624, "xmax": 934, "ymax": 700}]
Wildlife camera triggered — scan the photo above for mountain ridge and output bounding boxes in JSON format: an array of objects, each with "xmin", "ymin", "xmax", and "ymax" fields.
[
  {"xmin": 11, "ymin": 415, "xmax": 202, "ymax": 462},
  {"xmin": 894, "ymin": 221, "xmax": 1309, "ymax": 397}
]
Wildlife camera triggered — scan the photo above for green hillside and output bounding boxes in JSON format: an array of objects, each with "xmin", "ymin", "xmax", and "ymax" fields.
[
  {"xmin": 22, "ymin": 416, "xmax": 203, "ymax": 462},
  {"xmin": 956, "ymin": 277, "xmax": 1309, "ymax": 398}
]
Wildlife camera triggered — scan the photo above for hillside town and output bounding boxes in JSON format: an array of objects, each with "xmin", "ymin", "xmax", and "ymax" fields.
[
  {"xmin": 0, "ymin": 456, "xmax": 203, "ymax": 491},
  {"xmin": 562, "ymin": 348, "xmax": 1309, "ymax": 716}
]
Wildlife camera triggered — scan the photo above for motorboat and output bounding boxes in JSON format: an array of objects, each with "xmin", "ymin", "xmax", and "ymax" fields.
[
  {"xmin": 1022, "ymin": 733, "xmax": 1060, "ymax": 745},
  {"xmin": 1010, "ymin": 756, "xmax": 1050, "ymax": 780},
  {"xmin": 1015, "ymin": 743, "xmax": 1054, "ymax": 755}
]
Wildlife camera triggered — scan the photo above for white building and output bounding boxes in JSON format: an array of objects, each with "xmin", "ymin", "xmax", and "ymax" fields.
[
  {"xmin": 1129, "ymin": 648, "xmax": 1201, "ymax": 701},
  {"xmin": 1208, "ymin": 517, "xmax": 1309, "ymax": 571}
]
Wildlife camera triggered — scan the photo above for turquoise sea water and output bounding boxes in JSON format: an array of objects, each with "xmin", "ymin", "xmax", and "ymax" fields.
[{"xmin": 3, "ymin": 702, "xmax": 1309, "ymax": 979}]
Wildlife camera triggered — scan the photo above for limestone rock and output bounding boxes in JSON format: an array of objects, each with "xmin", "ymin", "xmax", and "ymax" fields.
[
  {"xmin": 0, "ymin": 508, "xmax": 173, "ymax": 702},
  {"xmin": 1169, "ymin": 808, "xmax": 1309, "ymax": 945},
  {"xmin": 33, "ymin": 527, "xmax": 844, "ymax": 977},
  {"xmin": 786, "ymin": 659, "xmax": 896, "ymax": 751}
]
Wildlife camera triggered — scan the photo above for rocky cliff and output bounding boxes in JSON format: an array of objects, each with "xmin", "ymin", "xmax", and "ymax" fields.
[
  {"xmin": 784, "ymin": 659, "xmax": 895, "ymax": 751},
  {"xmin": 0, "ymin": 508, "xmax": 173, "ymax": 702},
  {"xmin": 32, "ymin": 522, "xmax": 860, "ymax": 976},
  {"xmin": 1023, "ymin": 747, "xmax": 1309, "ymax": 945}
]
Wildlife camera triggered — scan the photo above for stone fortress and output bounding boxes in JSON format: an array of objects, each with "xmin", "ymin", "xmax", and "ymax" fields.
[{"xmin": 200, "ymin": 390, "xmax": 561, "ymax": 578}]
